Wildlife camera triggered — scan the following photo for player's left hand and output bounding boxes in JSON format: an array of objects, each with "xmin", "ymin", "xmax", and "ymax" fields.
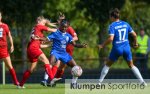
[
  {"xmin": 132, "ymin": 43, "xmax": 139, "ymax": 49},
  {"xmin": 82, "ymin": 43, "xmax": 87, "ymax": 48},
  {"xmin": 10, "ymin": 45, "xmax": 14, "ymax": 53}
]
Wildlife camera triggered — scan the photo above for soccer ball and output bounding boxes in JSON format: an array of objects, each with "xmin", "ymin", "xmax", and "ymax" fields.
[{"xmin": 71, "ymin": 66, "xmax": 83, "ymax": 77}]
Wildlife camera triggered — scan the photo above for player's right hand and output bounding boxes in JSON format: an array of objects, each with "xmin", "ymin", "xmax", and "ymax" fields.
[
  {"xmin": 10, "ymin": 45, "xmax": 14, "ymax": 53},
  {"xmin": 82, "ymin": 43, "xmax": 87, "ymax": 48},
  {"xmin": 132, "ymin": 43, "xmax": 139, "ymax": 49}
]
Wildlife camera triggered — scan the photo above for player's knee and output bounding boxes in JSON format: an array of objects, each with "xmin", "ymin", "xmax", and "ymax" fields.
[
  {"xmin": 59, "ymin": 65, "xmax": 67, "ymax": 70},
  {"xmin": 43, "ymin": 58, "xmax": 50, "ymax": 64},
  {"xmin": 60, "ymin": 67, "xmax": 66, "ymax": 71},
  {"xmin": 128, "ymin": 64, "xmax": 134, "ymax": 68},
  {"xmin": 29, "ymin": 69, "xmax": 34, "ymax": 73},
  {"xmin": 127, "ymin": 60, "xmax": 134, "ymax": 68}
]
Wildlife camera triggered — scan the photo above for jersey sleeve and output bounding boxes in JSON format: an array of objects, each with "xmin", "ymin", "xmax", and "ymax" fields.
[
  {"xmin": 4, "ymin": 24, "xmax": 10, "ymax": 35},
  {"xmin": 47, "ymin": 33, "xmax": 54, "ymax": 41},
  {"xmin": 108, "ymin": 25, "xmax": 114, "ymax": 35},
  {"xmin": 67, "ymin": 26, "xmax": 76, "ymax": 37},
  {"xmin": 127, "ymin": 23, "xmax": 134, "ymax": 33},
  {"xmin": 42, "ymin": 25, "xmax": 49, "ymax": 31},
  {"xmin": 68, "ymin": 34, "xmax": 73, "ymax": 43}
]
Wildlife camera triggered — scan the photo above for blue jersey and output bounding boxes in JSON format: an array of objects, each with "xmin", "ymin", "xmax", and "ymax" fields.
[
  {"xmin": 108, "ymin": 20, "xmax": 133, "ymax": 62},
  {"xmin": 47, "ymin": 30, "xmax": 73, "ymax": 64},
  {"xmin": 109, "ymin": 20, "xmax": 133, "ymax": 47},
  {"xmin": 47, "ymin": 29, "xmax": 73, "ymax": 52}
]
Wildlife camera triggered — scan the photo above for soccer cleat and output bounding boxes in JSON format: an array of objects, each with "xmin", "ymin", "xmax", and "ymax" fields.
[
  {"xmin": 98, "ymin": 82, "xmax": 101, "ymax": 86},
  {"xmin": 140, "ymin": 81, "xmax": 147, "ymax": 87},
  {"xmin": 48, "ymin": 78, "xmax": 62, "ymax": 87},
  {"xmin": 17, "ymin": 85, "xmax": 26, "ymax": 89},
  {"xmin": 40, "ymin": 80, "xmax": 48, "ymax": 87}
]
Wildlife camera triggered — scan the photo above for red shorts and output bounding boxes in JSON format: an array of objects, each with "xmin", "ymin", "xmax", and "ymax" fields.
[
  {"xmin": 27, "ymin": 46, "xmax": 43, "ymax": 63},
  {"xmin": 66, "ymin": 45, "xmax": 74, "ymax": 56},
  {"xmin": 0, "ymin": 48, "xmax": 9, "ymax": 59}
]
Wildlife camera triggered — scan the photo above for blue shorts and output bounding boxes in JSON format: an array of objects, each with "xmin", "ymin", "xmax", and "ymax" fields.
[
  {"xmin": 50, "ymin": 50, "xmax": 72, "ymax": 64},
  {"xmin": 109, "ymin": 45, "xmax": 132, "ymax": 62}
]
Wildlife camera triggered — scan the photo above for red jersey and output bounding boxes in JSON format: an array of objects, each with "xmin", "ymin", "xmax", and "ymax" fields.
[
  {"xmin": 66, "ymin": 26, "xmax": 77, "ymax": 56},
  {"xmin": 0, "ymin": 23, "xmax": 10, "ymax": 48},
  {"xmin": 28, "ymin": 24, "xmax": 49, "ymax": 48},
  {"xmin": 27, "ymin": 24, "xmax": 49, "ymax": 62}
]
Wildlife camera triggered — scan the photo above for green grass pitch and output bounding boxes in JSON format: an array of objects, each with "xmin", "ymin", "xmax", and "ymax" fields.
[
  {"xmin": 0, "ymin": 83, "xmax": 150, "ymax": 94},
  {"xmin": 0, "ymin": 84, "xmax": 65, "ymax": 94}
]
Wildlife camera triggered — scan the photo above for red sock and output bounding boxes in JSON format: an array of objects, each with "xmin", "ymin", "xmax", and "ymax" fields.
[
  {"xmin": 20, "ymin": 70, "xmax": 31, "ymax": 86},
  {"xmin": 44, "ymin": 64, "xmax": 54, "ymax": 80},
  {"xmin": 52, "ymin": 65, "xmax": 58, "ymax": 77},
  {"xmin": 9, "ymin": 68, "xmax": 19, "ymax": 85},
  {"xmin": 55, "ymin": 69, "xmax": 64, "ymax": 78}
]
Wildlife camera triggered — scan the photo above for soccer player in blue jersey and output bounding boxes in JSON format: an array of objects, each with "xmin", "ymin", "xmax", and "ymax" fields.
[
  {"xmin": 98, "ymin": 8, "xmax": 147, "ymax": 86},
  {"xmin": 40, "ymin": 19, "xmax": 87, "ymax": 86}
]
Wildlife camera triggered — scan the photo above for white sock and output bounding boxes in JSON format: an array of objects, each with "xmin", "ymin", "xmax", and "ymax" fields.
[
  {"xmin": 72, "ymin": 76, "xmax": 78, "ymax": 83},
  {"xmin": 131, "ymin": 66, "xmax": 144, "ymax": 83},
  {"xmin": 44, "ymin": 72, "xmax": 49, "ymax": 81},
  {"xmin": 99, "ymin": 65, "xmax": 110, "ymax": 83}
]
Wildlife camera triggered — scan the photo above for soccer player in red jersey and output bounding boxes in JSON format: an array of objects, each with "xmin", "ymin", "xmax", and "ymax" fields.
[
  {"xmin": 0, "ymin": 11, "xmax": 19, "ymax": 86},
  {"xmin": 19, "ymin": 16, "xmax": 57, "ymax": 88},
  {"xmin": 41, "ymin": 13, "xmax": 79, "ymax": 86}
]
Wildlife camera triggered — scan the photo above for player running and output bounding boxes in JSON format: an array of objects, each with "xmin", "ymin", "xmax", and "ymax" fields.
[
  {"xmin": 41, "ymin": 13, "xmax": 78, "ymax": 86},
  {"xmin": 18, "ymin": 16, "xmax": 57, "ymax": 88},
  {"xmin": 0, "ymin": 11, "xmax": 19, "ymax": 86},
  {"xmin": 40, "ymin": 19, "xmax": 87, "ymax": 86},
  {"xmin": 98, "ymin": 8, "xmax": 147, "ymax": 86}
]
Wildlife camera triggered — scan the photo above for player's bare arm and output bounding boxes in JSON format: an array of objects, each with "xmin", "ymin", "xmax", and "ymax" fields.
[
  {"xmin": 8, "ymin": 32, "xmax": 14, "ymax": 53},
  {"xmin": 73, "ymin": 33, "xmax": 78, "ymax": 41},
  {"xmin": 71, "ymin": 41, "xmax": 87, "ymax": 48},
  {"xmin": 98, "ymin": 35, "xmax": 114, "ymax": 49},
  {"xmin": 39, "ymin": 37, "xmax": 53, "ymax": 48},
  {"xmin": 40, "ymin": 43, "xmax": 52, "ymax": 48},
  {"xmin": 47, "ymin": 27, "xmax": 57, "ymax": 32},
  {"xmin": 46, "ymin": 19, "xmax": 57, "ymax": 27},
  {"xmin": 130, "ymin": 31, "xmax": 138, "ymax": 48}
]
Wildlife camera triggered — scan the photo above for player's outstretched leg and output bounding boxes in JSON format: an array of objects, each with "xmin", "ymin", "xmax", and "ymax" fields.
[
  {"xmin": 3, "ymin": 57, "xmax": 19, "ymax": 86},
  {"xmin": 48, "ymin": 61, "xmax": 60, "ymax": 87},
  {"xmin": 19, "ymin": 62, "xmax": 37, "ymax": 88},
  {"xmin": 127, "ymin": 60, "xmax": 147, "ymax": 86},
  {"xmin": 48, "ymin": 62, "xmax": 66, "ymax": 87},
  {"xmin": 99, "ymin": 65, "xmax": 110, "ymax": 83},
  {"xmin": 99, "ymin": 60, "xmax": 113, "ymax": 84},
  {"xmin": 55, "ymin": 63, "xmax": 66, "ymax": 78}
]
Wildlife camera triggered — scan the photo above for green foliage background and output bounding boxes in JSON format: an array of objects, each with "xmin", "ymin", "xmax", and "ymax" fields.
[{"xmin": 0, "ymin": 0, "xmax": 150, "ymax": 69}]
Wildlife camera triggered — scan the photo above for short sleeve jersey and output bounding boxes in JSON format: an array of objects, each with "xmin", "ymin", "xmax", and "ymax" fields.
[
  {"xmin": 0, "ymin": 23, "xmax": 10, "ymax": 47},
  {"xmin": 47, "ymin": 29, "xmax": 73, "ymax": 52},
  {"xmin": 108, "ymin": 20, "xmax": 133, "ymax": 47},
  {"xmin": 66, "ymin": 26, "xmax": 76, "ymax": 37},
  {"xmin": 66, "ymin": 26, "xmax": 77, "ymax": 49}
]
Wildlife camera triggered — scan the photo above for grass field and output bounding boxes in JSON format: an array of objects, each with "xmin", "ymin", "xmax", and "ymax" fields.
[
  {"xmin": 0, "ymin": 83, "xmax": 150, "ymax": 94},
  {"xmin": 0, "ymin": 84, "xmax": 65, "ymax": 94}
]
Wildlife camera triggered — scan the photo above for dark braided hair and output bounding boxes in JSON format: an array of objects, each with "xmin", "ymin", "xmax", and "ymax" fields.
[{"xmin": 60, "ymin": 19, "xmax": 69, "ymax": 26}]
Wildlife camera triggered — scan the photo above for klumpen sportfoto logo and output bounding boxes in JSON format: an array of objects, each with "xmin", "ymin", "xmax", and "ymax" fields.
[
  {"xmin": 69, "ymin": 82, "xmax": 145, "ymax": 91},
  {"xmin": 65, "ymin": 79, "xmax": 149, "ymax": 94}
]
